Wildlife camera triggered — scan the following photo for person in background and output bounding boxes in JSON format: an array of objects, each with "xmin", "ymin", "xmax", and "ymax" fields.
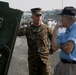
[
  {"xmin": 57, "ymin": 26, "xmax": 66, "ymax": 35},
  {"xmin": 47, "ymin": 19, "xmax": 53, "ymax": 27},
  {"xmin": 18, "ymin": 7, "xmax": 52, "ymax": 75},
  {"xmin": 52, "ymin": 20, "xmax": 57, "ymax": 30},
  {"xmin": 47, "ymin": 19, "xmax": 54, "ymax": 48},
  {"xmin": 52, "ymin": 6, "xmax": 76, "ymax": 75}
]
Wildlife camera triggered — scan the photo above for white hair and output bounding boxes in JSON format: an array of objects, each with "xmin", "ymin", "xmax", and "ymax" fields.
[{"xmin": 64, "ymin": 15, "xmax": 76, "ymax": 21}]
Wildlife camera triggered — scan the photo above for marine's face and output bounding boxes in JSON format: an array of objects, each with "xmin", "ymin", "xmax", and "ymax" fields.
[{"xmin": 31, "ymin": 14, "xmax": 42, "ymax": 26}]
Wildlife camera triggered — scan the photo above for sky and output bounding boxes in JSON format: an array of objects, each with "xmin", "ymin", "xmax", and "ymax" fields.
[{"xmin": 0, "ymin": 0, "xmax": 76, "ymax": 11}]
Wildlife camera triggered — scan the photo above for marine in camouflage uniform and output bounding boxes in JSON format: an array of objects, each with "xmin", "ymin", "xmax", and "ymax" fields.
[{"xmin": 17, "ymin": 8, "xmax": 52, "ymax": 75}]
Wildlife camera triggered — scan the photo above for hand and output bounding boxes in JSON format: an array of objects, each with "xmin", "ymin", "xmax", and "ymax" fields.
[
  {"xmin": 55, "ymin": 22, "xmax": 62, "ymax": 30},
  {"xmin": 60, "ymin": 41, "xmax": 74, "ymax": 53}
]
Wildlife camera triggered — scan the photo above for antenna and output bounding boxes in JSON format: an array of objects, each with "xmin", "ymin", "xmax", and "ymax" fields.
[{"xmin": 62, "ymin": 0, "xmax": 63, "ymax": 9}]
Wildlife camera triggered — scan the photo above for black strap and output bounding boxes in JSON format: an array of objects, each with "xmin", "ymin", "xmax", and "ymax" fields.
[{"xmin": 61, "ymin": 59, "xmax": 76, "ymax": 64}]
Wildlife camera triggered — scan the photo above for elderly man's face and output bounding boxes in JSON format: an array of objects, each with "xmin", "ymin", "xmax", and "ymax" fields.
[{"xmin": 61, "ymin": 15, "xmax": 69, "ymax": 27}]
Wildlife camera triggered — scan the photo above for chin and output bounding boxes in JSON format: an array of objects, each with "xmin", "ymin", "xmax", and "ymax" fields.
[{"xmin": 37, "ymin": 22, "xmax": 40, "ymax": 24}]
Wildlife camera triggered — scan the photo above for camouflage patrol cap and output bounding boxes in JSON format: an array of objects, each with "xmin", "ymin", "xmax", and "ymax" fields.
[{"xmin": 31, "ymin": 8, "xmax": 42, "ymax": 15}]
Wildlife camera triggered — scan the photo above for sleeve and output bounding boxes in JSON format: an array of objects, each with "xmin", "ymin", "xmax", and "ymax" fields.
[
  {"xmin": 48, "ymin": 27, "xmax": 52, "ymax": 40},
  {"xmin": 17, "ymin": 27, "xmax": 27, "ymax": 36},
  {"xmin": 57, "ymin": 33, "xmax": 63, "ymax": 45},
  {"xmin": 67, "ymin": 30, "xmax": 76, "ymax": 43}
]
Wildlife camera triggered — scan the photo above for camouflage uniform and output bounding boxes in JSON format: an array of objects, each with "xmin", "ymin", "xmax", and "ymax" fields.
[{"xmin": 18, "ymin": 24, "xmax": 52, "ymax": 75}]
